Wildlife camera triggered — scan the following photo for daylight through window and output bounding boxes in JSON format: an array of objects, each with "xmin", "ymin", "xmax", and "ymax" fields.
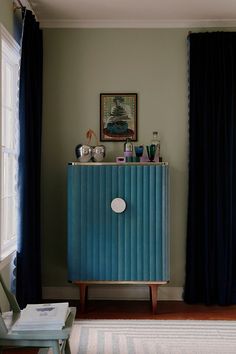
[{"xmin": 0, "ymin": 24, "xmax": 20, "ymax": 260}]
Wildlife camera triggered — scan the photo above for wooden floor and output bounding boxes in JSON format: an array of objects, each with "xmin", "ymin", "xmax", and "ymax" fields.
[
  {"xmin": 74, "ymin": 300, "xmax": 236, "ymax": 320},
  {"xmin": 2, "ymin": 300, "xmax": 236, "ymax": 354}
]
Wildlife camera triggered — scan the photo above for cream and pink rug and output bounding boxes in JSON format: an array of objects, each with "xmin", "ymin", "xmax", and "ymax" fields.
[{"xmin": 70, "ymin": 319, "xmax": 236, "ymax": 354}]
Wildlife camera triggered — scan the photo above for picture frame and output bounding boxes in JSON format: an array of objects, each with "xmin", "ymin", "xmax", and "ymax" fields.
[{"xmin": 100, "ymin": 93, "xmax": 137, "ymax": 141}]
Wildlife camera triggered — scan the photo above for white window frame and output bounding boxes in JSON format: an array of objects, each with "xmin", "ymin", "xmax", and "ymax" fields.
[{"xmin": 0, "ymin": 24, "xmax": 20, "ymax": 261}]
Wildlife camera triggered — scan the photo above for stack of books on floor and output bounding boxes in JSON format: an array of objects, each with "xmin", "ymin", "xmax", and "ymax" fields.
[{"xmin": 11, "ymin": 302, "xmax": 69, "ymax": 331}]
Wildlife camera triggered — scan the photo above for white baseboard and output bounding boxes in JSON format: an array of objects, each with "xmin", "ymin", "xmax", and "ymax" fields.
[{"xmin": 42, "ymin": 285, "xmax": 183, "ymax": 301}]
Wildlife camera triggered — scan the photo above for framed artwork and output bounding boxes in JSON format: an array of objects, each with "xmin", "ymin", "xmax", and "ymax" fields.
[{"xmin": 100, "ymin": 93, "xmax": 137, "ymax": 141}]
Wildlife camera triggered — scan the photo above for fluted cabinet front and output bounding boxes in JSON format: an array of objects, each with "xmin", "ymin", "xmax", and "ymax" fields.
[{"xmin": 67, "ymin": 163, "xmax": 169, "ymax": 283}]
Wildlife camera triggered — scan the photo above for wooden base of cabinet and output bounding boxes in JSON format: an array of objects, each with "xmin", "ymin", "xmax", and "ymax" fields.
[
  {"xmin": 74, "ymin": 282, "xmax": 167, "ymax": 314},
  {"xmin": 149, "ymin": 284, "xmax": 158, "ymax": 314}
]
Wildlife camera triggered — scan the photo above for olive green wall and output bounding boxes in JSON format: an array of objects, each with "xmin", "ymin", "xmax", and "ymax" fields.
[
  {"xmin": 42, "ymin": 28, "xmax": 189, "ymax": 294},
  {"xmin": 2, "ymin": 1, "xmax": 234, "ymax": 299}
]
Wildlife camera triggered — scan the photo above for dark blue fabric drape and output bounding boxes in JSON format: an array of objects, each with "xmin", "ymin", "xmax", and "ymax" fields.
[
  {"xmin": 16, "ymin": 10, "xmax": 43, "ymax": 308},
  {"xmin": 184, "ymin": 32, "xmax": 236, "ymax": 305}
]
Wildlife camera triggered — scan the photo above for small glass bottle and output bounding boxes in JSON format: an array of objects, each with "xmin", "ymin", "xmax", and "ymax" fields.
[
  {"xmin": 124, "ymin": 138, "xmax": 133, "ymax": 158},
  {"xmin": 151, "ymin": 131, "xmax": 160, "ymax": 161}
]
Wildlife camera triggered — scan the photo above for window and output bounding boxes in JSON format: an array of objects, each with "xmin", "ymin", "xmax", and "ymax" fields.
[{"xmin": 0, "ymin": 24, "xmax": 20, "ymax": 260}]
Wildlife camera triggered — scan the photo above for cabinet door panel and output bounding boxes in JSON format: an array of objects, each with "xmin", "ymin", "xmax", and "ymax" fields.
[{"xmin": 68, "ymin": 164, "xmax": 169, "ymax": 282}]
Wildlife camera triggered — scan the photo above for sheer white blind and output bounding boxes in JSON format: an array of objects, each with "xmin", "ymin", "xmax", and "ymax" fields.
[{"xmin": 0, "ymin": 24, "xmax": 20, "ymax": 260}]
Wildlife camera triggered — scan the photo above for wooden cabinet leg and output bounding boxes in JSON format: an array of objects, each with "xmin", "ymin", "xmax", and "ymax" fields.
[
  {"xmin": 149, "ymin": 284, "xmax": 158, "ymax": 314},
  {"xmin": 79, "ymin": 283, "xmax": 88, "ymax": 313}
]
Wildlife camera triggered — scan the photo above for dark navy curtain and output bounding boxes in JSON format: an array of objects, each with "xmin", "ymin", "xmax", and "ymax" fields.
[
  {"xmin": 184, "ymin": 32, "xmax": 236, "ymax": 305},
  {"xmin": 16, "ymin": 10, "xmax": 43, "ymax": 308}
]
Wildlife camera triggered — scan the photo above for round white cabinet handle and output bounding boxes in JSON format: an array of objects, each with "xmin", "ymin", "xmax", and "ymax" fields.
[{"xmin": 111, "ymin": 198, "xmax": 126, "ymax": 213}]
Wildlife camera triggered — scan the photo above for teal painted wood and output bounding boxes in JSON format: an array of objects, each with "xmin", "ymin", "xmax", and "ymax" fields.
[{"xmin": 67, "ymin": 164, "xmax": 170, "ymax": 282}]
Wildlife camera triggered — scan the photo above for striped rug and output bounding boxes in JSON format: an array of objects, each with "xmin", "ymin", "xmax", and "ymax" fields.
[{"xmin": 70, "ymin": 319, "xmax": 236, "ymax": 354}]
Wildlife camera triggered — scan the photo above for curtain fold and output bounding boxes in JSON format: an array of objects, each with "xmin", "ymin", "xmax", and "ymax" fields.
[
  {"xmin": 16, "ymin": 10, "xmax": 43, "ymax": 308},
  {"xmin": 184, "ymin": 32, "xmax": 236, "ymax": 305}
]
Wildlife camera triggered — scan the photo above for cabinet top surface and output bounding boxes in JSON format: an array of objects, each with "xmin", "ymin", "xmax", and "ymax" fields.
[{"xmin": 68, "ymin": 162, "xmax": 168, "ymax": 166}]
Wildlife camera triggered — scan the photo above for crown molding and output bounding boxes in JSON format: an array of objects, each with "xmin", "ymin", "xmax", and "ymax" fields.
[
  {"xmin": 20, "ymin": 0, "xmax": 33, "ymax": 11},
  {"xmin": 39, "ymin": 19, "xmax": 236, "ymax": 29}
]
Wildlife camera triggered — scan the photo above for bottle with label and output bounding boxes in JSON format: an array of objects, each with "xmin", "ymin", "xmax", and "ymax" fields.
[
  {"xmin": 151, "ymin": 131, "xmax": 160, "ymax": 161},
  {"xmin": 124, "ymin": 138, "xmax": 133, "ymax": 158}
]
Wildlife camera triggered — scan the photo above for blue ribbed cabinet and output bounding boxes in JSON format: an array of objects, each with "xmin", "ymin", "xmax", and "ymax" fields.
[{"xmin": 67, "ymin": 162, "xmax": 169, "ymax": 313}]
